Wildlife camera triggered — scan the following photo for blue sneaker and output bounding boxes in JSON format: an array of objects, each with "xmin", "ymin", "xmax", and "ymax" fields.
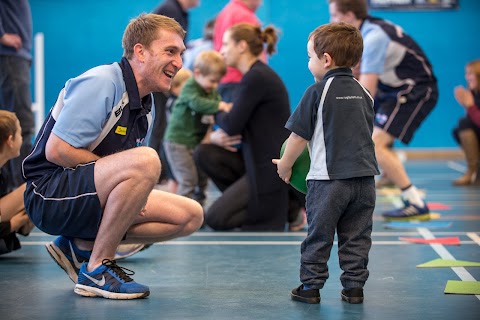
[
  {"xmin": 382, "ymin": 200, "xmax": 431, "ymax": 221},
  {"xmin": 74, "ymin": 259, "xmax": 150, "ymax": 299},
  {"xmin": 45, "ymin": 236, "xmax": 91, "ymax": 283}
]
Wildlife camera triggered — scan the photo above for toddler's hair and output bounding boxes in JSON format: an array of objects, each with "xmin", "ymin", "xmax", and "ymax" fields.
[
  {"xmin": 194, "ymin": 50, "xmax": 227, "ymax": 77},
  {"xmin": 309, "ymin": 22, "xmax": 363, "ymax": 68},
  {"xmin": 172, "ymin": 68, "xmax": 193, "ymax": 89}
]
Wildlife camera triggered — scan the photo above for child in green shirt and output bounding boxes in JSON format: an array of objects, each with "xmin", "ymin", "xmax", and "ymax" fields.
[{"xmin": 164, "ymin": 51, "xmax": 232, "ymax": 203}]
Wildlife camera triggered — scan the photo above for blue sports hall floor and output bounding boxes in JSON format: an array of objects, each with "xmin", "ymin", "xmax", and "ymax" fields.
[{"xmin": 0, "ymin": 158, "xmax": 479, "ymax": 320}]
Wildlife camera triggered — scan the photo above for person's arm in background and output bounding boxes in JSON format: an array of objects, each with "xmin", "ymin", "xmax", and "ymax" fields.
[
  {"xmin": 215, "ymin": 71, "xmax": 262, "ymax": 135},
  {"xmin": 205, "ymin": 128, "xmax": 242, "ymax": 152},
  {"xmin": 359, "ymin": 73, "xmax": 379, "ymax": 98},
  {"xmin": 358, "ymin": 27, "xmax": 389, "ymax": 98},
  {"xmin": 0, "ymin": 16, "xmax": 22, "ymax": 50}
]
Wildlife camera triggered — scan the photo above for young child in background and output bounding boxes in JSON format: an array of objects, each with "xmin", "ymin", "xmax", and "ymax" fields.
[
  {"xmin": 166, "ymin": 68, "xmax": 194, "ymax": 121},
  {"xmin": 0, "ymin": 110, "xmax": 35, "ymax": 255},
  {"xmin": 272, "ymin": 22, "xmax": 379, "ymax": 304},
  {"xmin": 164, "ymin": 50, "xmax": 232, "ymax": 204},
  {"xmin": 162, "ymin": 68, "xmax": 193, "ymax": 194},
  {"xmin": 452, "ymin": 59, "xmax": 480, "ymax": 185}
]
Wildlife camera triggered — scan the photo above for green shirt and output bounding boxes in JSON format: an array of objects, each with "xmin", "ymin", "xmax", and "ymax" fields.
[{"xmin": 164, "ymin": 77, "xmax": 221, "ymax": 148}]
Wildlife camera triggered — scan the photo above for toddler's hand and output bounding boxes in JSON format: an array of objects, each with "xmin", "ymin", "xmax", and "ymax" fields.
[
  {"xmin": 272, "ymin": 158, "xmax": 292, "ymax": 184},
  {"xmin": 218, "ymin": 101, "xmax": 233, "ymax": 112}
]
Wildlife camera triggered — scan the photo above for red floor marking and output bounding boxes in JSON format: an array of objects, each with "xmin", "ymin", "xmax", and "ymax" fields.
[
  {"xmin": 427, "ymin": 202, "xmax": 452, "ymax": 210},
  {"xmin": 399, "ymin": 237, "xmax": 461, "ymax": 245}
]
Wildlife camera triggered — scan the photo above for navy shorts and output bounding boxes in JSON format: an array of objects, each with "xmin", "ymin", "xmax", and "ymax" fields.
[
  {"xmin": 24, "ymin": 161, "xmax": 103, "ymax": 240},
  {"xmin": 374, "ymin": 82, "xmax": 438, "ymax": 144}
]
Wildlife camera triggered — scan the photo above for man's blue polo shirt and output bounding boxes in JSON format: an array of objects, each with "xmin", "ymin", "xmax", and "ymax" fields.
[{"xmin": 23, "ymin": 57, "xmax": 154, "ymax": 180}]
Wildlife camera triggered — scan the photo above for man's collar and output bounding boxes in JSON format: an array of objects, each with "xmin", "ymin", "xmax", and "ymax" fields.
[{"xmin": 119, "ymin": 57, "xmax": 152, "ymax": 112}]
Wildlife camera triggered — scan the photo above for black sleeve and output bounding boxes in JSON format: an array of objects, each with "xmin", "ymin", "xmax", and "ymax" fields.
[
  {"xmin": 215, "ymin": 69, "xmax": 265, "ymax": 135},
  {"xmin": 285, "ymin": 84, "xmax": 322, "ymax": 140}
]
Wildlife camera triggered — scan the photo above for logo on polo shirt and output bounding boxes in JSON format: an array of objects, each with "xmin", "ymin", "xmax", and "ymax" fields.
[
  {"xmin": 115, "ymin": 100, "xmax": 126, "ymax": 117},
  {"xmin": 115, "ymin": 126, "xmax": 127, "ymax": 135},
  {"xmin": 376, "ymin": 113, "xmax": 388, "ymax": 125}
]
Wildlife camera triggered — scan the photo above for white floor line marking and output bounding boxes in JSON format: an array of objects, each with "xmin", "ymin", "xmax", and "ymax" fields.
[
  {"xmin": 447, "ymin": 161, "xmax": 466, "ymax": 173},
  {"xmin": 418, "ymin": 227, "xmax": 479, "ymax": 301},
  {"xmin": 467, "ymin": 232, "xmax": 480, "ymax": 245},
  {"xmin": 20, "ymin": 240, "xmax": 478, "ymax": 246},
  {"xmin": 25, "ymin": 231, "xmax": 480, "ymax": 237}
]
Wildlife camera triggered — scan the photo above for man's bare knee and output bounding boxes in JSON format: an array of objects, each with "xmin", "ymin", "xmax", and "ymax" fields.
[
  {"xmin": 183, "ymin": 201, "xmax": 204, "ymax": 235},
  {"xmin": 131, "ymin": 147, "xmax": 161, "ymax": 180}
]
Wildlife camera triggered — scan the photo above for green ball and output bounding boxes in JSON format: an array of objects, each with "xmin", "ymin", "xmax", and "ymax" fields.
[{"xmin": 280, "ymin": 139, "xmax": 310, "ymax": 194}]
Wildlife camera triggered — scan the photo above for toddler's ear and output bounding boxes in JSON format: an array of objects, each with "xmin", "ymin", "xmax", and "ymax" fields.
[{"xmin": 324, "ymin": 53, "xmax": 333, "ymax": 68}]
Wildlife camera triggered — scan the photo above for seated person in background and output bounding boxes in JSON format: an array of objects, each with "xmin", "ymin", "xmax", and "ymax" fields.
[
  {"xmin": 182, "ymin": 18, "xmax": 215, "ymax": 71},
  {"xmin": 0, "ymin": 110, "xmax": 34, "ymax": 255},
  {"xmin": 452, "ymin": 59, "xmax": 480, "ymax": 185},
  {"xmin": 164, "ymin": 51, "xmax": 232, "ymax": 204}
]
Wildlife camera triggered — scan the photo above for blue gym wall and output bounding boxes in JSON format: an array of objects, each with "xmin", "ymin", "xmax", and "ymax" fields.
[{"xmin": 29, "ymin": 0, "xmax": 479, "ymax": 148}]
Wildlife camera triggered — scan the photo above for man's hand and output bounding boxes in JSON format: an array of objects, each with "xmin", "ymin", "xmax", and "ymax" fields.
[{"xmin": 0, "ymin": 33, "xmax": 22, "ymax": 51}]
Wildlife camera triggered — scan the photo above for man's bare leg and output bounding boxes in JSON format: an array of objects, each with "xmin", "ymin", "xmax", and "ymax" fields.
[
  {"xmin": 373, "ymin": 128, "xmax": 429, "ymax": 220},
  {"xmin": 88, "ymin": 147, "xmax": 162, "ymax": 270},
  {"xmin": 122, "ymin": 190, "xmax": 203, "ymax": 243},
  {"xmin": 373, "ymin": 128, "xmax": 411, "ymax": 189}
]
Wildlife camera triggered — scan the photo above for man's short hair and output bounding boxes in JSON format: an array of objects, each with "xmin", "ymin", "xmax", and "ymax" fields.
[
  {"xmin": 328, "ymin": 0, "xmax": 368, "ymax": 20},
  {"xmin": 122, "ymin": 13, "xmax": 186, "ymax": 59}
]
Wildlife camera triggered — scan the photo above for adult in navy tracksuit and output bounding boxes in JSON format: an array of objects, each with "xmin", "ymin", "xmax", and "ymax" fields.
[
  {"xmin": 22, "ymin": 14, "xmax": 203, "ymax": 300},
  {"xmin": 329, "ymin": 0, "xmax": 438, "ymax": 221}
]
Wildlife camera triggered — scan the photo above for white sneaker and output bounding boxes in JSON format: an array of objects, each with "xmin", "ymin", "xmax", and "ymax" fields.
[{"xmin": 114, "ymin": 244, "xmax": 145, "ymax": 260}]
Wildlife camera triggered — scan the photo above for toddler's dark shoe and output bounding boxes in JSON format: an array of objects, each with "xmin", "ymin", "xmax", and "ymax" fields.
[
  {"xmin": 291, "ymin": 284, "xmax": 320, "ymax": 304},
  {"xmin": 341, "ymin": 287, "xmax": 364, "ymax": 304}
]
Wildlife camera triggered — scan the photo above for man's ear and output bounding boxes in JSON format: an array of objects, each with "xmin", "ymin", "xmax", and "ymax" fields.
[{"xmin": 133, "ymin": 43, "xmax": 146, "ymax": 63}]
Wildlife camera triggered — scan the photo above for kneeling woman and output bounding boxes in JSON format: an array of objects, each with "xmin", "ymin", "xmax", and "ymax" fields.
[{"xmin": 195, "ymin": 23, "xmax": 292, "ymax": 231}]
